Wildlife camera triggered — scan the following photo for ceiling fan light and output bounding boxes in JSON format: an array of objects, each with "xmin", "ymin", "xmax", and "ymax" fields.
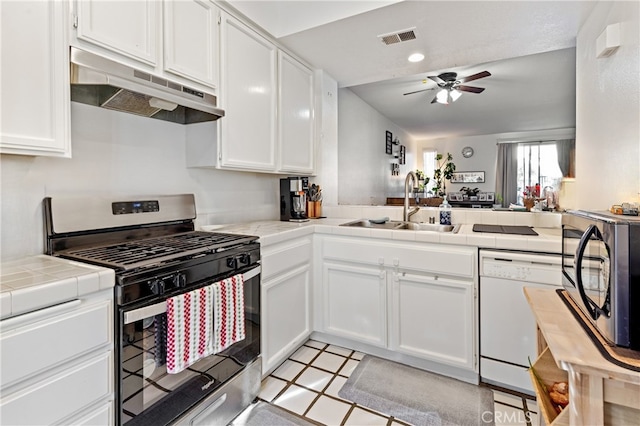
[
  {"xmin": 436, "ymin": 89, "xmax": 449, "ymax": 104},
  {"xmin": 450, "ymin": 89, "xmax": 462, "ymax": 102}
]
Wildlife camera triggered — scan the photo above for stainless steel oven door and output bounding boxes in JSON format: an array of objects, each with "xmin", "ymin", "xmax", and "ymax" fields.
[{"xmin": 118, "ymin": 266, "xmax": 260, "ymax": 426}]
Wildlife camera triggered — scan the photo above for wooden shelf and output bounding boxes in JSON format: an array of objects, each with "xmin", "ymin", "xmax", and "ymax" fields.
[{"xmin": 530, "ymin": 347, "xmax": 569, "ymax": 425}]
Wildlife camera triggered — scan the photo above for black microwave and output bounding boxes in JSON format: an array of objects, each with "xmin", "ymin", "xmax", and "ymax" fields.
[{"xmin": 562, "ymin": 210, "xmax": 640, "ymax": 350}]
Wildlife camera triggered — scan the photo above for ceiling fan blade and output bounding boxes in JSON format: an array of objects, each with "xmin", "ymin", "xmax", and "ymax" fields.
[
  {"xmin": 456, "ymin": 85, "xmax": 485, "ymax": 94},
  {"xmin": 427, "ymin": 75, "xmax": 445, "ymax": 85},
  {"xmin": 430, "ymin": 95, "xmax": 439, "ymax": 104},
  {"xmin": 458, "ymin": 71, "xmax": 491, "ymax": 84},
  {"xmin": 403, "ymin": 88, "xmax": 435, "ymax": 96}
]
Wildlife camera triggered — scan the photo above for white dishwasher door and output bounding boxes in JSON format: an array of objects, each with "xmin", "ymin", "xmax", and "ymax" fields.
[{"xmin": 479, "ymin": 250, "xmax": 562, "ymax": 394}]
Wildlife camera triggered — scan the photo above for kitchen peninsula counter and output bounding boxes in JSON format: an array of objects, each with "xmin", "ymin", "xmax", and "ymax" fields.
[{"xmin": 202, "ymin": 218, "xmax": 562, "ymax": 253}]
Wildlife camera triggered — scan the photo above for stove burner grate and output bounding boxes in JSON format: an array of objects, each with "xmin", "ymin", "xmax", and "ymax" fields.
[{"xmin": 61, "ymin": 231, "xmax": 253, "ymax": 270}]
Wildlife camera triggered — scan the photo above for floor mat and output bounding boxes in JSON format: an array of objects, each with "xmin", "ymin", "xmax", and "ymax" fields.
[
  {"xmin": 472, "ymin": 224, "xmax": 538, "ymax": 235},
  {"xmin": 338, "ymin": 355, "xmax": 494, "ymax": 426},
  {"xmin": 230, "ymin": 401, "xmax": 315, "ymax": 426}
]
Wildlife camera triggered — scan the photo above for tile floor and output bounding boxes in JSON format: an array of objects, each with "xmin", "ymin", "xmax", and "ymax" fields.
[{"xmin": 251, "ymin": 339, "xmax": 539, "ymax": 426}]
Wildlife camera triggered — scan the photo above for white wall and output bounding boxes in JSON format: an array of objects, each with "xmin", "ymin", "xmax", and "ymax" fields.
[
  {"xmin": 416, "ymin": 128, "xmax": 576, "ymax": 195},
  {"xmin": 312, "ymin": 70, "xmax": 339, "ymax": 206},
  {"xmin": 575, "ymin": 1, "xmax": 640, "ymax": 209},
  {"xmin": 0, "ymin": 103, "xmax": 280, "ymax": 261},
  {"xmin": 338, "ymin": 87, "xmax": 416, "ymax": 205}
]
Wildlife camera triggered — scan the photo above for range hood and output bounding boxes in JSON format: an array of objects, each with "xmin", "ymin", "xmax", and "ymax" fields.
[{"xmin": 70, "ymin": 47, "xmax": 224, "ymax": 124}]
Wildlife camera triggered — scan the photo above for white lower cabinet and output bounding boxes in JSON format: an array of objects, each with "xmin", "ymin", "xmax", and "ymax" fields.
[
  {"xmin": 390, "ymin": 272, "xmax": 476, "ymax": 370},
  {"xmin": 323, "ymin": 262, "xmax": 387, "ymax": 347},
  {"xmin": 319, "ymin": 236, "xmax": 478, "ymax": 373},
  {"xmin": 0, "ymin": 290, "xmax": 114, "ymax": 425},
  {"xmin": 261, "ymin": 236, "xmax": 312, "ymax": 375}
]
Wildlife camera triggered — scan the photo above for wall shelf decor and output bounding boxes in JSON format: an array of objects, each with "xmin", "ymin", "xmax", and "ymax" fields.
[
  {"xmin": 385, "ymin": 131, "xmax": 393, "ymax": 154},
  {"xmin": 450, "ymin": 171, "xmax": 485, "ymax": 183},
  {"xmin": 399, "ymin": 145, "xmax": 406, "ymax": 165}
]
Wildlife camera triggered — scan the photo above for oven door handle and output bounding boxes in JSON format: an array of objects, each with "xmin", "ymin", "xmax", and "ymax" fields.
[
  {"xmin": 124, "ymin": 266, "xmax": 261, "ymax": 324},
  {"xmin": 125, "ymin": 301, "xmax": 167, "ymax": 325},
  {"xmin": 243, "ymin": 265, "xmax": 261, "ymax": 281}
]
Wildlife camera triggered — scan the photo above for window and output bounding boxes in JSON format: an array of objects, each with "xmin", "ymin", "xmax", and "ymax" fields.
[
  {"xmin": 422, "ymin": 149, "xmax": 437, "ymax": 195},
  {"xmin": 496, "ymin": 138, "xmax": 574, "ymax": 208}
]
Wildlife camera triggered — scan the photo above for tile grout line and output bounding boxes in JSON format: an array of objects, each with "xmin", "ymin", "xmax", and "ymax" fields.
[{"xmin": 263, "ymin": 340, "xmax": 536, "ymax": 426}]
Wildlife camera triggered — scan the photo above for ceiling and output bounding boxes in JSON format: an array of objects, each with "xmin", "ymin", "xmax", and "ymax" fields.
[{"xmin": 227, "ymin": 1, "xmax": 597, "ymax": 140}]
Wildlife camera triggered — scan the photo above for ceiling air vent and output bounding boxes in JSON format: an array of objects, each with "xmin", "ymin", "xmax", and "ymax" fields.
[{"xmin": 378, "ymin": 27, "xmax": 417, "ymax": 45}]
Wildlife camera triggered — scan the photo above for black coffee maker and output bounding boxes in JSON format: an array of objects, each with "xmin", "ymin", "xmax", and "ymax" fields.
[{"xmin": 280, "ymin": 177, "xmax": 309, "ymax": 222}]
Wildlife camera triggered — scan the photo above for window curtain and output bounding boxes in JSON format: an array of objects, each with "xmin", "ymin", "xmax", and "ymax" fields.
[
  {"xmin": 495, "ymin": 143, "xmax": 518, "ymax": 206},
  {"xmin": 556, "ymin": 139, "xmax": 575, "ymax": 177}
]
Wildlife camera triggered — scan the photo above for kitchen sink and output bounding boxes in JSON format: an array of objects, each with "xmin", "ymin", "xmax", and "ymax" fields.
[{"xmin": 340, "ymin": 219, "xmax": 459, "ymax": 233}]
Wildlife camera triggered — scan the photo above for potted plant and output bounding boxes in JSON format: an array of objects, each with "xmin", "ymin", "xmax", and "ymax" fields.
[
  {"xmin": 460, "ymin": 187, "xmax": 480, "ymax": 200},
  {"xmin": 432, "ymin": 153, "xmax": 456, "ymax": 197},
  {"xmin": 415, "ymin": 170, "xmax": 429, "ymax": 193},
  {"xmin": 493, "ymin": 193, "xmax": 504, "ymax": 209}
]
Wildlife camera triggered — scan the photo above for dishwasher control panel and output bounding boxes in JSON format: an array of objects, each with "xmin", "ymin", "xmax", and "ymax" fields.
[{"xmin": 480, "ymin": 251, "xmax": 562, "ymax": 285}]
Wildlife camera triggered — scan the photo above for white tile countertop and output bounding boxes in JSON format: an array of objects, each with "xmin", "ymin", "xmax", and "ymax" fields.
[
  {"xmin": 0, "ymin": 255, "xmax": 115, "ymax": 320},
  {"xmin": 201, "ymin": 215, "xmax": 562, "ymax": 254}
]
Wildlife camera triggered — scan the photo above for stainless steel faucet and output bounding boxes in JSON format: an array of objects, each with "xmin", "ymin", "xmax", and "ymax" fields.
[{"xmin": 404, "ymin": 171, "xmax": 420, "ymax": 222}]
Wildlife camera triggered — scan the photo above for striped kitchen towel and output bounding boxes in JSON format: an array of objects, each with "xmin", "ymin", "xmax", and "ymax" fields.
[
  {"xmin": 165, "ymin": 274, "xmax": 246, "ymax": 374},
  {"xmin": 212, "ymin": 274, "xmax": 245, "ymax": 354},
  {"xmin": 166, "ymin": 285, "xmax": 215, "ymax": 374}
]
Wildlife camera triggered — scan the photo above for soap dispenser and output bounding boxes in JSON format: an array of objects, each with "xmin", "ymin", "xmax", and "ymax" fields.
[{"xmin": 439, "ymin": 198, "xmax": 452, "ymax": 225}]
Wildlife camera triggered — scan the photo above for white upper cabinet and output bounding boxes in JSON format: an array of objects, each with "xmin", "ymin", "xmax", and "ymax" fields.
[
  {"xmin": 71, "ymin": 0, "xmax": 219, "ymax": 91},
  {"xmin": 189, "ymin": 11, "xmax": 315, "ymax": 175},
  {"xmin": 163, "ymin": 0, "xmax": 219, "ymax": 87},
  {"xmin": 0, "ymin": 0, "xmax": 71, "ymax": 157},
  {"xmin": 218, "ymin": 12, "xmax": 277, "ymax": 171},
  {"xmin": 73, "ymin": 0, "xmax": 159, "ymax": 67},
  {"xmin": 278, "ymin": 51, "xmax": 315, "ymax": 174}
]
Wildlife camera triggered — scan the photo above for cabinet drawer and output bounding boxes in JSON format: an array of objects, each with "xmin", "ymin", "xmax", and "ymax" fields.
[
  {"xmin": 322, "ymin": 237, "xmax": 382, "ymax": 265},
  {"xmin": 0, "ymin": 299, "xmax": 112, "ymax": 388},
  {"xmin": 261, "ymin": 237, "xmax": 312, "ymax": 281},
  {"xmin": 0, "ymin": 351, "xmax": 113, "ymax": 426},
  {"xmin": 390, "ymin": 244, "xmax": 475, "ymax": 278},
  {"xmin": 323, "ymin": 237, "xmax": 476, "ymax": 278}
]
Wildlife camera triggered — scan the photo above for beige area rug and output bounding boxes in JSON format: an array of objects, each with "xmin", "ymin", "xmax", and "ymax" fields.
[{"xmin": 339, "ymin": 355, "xmax": 495, "ymax": 426}]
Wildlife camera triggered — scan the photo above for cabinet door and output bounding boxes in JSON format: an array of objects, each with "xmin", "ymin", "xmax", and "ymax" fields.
[
  {"xmin": 0, "ymin": 1, "xmax": 71, "ymax": 157},
  {"xmin": 163, "ymin": 0, "xmax": 219, "ymax": 88},
  {"xmin": 390, "ymin": 273, "xmax": 476, "ymax": 370},
  {"xmin": 0, "ymin": 351, "xmax": 113, "ymax": 426},
  {"xmin": 74, "ymin": 0, "xmax": 158, "ymax": 67},
  {"xmin": 323, "ymin": 262, "xmax": 387, "ymax": 347},
  {"xmin": 262, "ymin": 264, "xmax": 311, "ymax": 375},
  {"xmin": 219, "ymin": 13, "xmax": 277, "ymax": 171},
  {"xmin": 278, "ymin": 51, "xmax": 315, "ymax": 174}
]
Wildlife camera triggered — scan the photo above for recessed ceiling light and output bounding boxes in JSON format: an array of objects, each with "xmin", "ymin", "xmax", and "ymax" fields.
[{"xmin": 408, "ymin": 53, "xmax": 424, "ymax": 63}]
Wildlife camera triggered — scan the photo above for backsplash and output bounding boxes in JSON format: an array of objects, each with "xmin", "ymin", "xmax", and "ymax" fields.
[{"xmin": 0, "ymin": 103, "xmax": 279, "ymax": 261}]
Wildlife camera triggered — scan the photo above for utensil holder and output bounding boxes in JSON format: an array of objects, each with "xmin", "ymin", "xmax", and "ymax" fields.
[{"xmin": 307, "ymin": 201, "xmax": 322, "ymax": 218}]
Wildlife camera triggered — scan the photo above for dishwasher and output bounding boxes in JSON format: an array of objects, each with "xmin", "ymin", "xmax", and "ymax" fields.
[{"xmin": 479, "ymin": 249, "xmax": 562, "ymax": 394}]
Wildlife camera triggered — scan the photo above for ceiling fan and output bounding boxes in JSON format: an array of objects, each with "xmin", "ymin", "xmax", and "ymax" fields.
[{"xmin": 403, "ymin": 71, "xmax": 491, "ymax": 104}]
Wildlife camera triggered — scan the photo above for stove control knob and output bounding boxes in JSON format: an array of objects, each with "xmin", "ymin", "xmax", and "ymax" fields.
[
  {"xmin": 239, "ymin": 253, "xmax": 251, "ymax": 265},
  {"xmin": 173, "ymin": 273, "xmax": 186, "ymax": 288},
  {"xmin": 149, "ymin": 279, "xmax": 165, "ymax": 295},
  {"xmin": 227, "ymin": 257, "xmax": 238, "ymax": 270}
]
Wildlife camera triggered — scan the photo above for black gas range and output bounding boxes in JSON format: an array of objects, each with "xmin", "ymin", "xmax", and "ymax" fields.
[{"xmin": 44, "ymin": 194, "xmax": 262, "ymax": 425}]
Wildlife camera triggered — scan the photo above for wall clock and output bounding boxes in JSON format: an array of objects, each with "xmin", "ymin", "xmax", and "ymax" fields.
[{"xmin": 462, "ymin": 146, "xmax": 474, "ymax": 158}]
